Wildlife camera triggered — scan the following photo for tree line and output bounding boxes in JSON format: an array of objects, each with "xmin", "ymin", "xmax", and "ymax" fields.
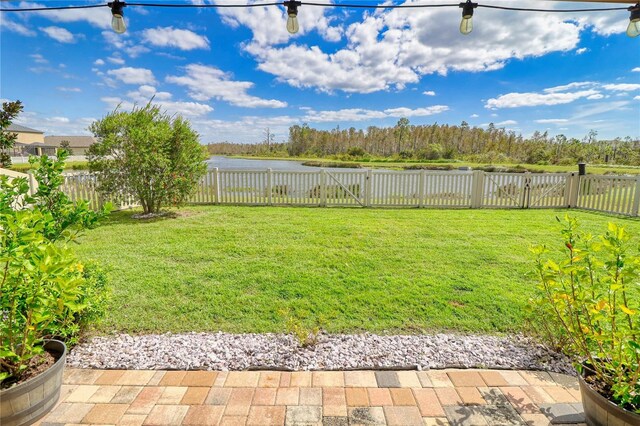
[{"xmin": 207, "ymin": 119, "xmax": 640, "ymax": 166}]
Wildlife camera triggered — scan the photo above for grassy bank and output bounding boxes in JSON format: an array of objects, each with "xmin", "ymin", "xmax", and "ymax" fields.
[
  {"xmin": 8, "ymin": 161, "xmax": 89, "ymax": 172},
  {"xmin": 229, "ymin": 155, "xmax": 640, "ymax": 175},
  {"xmin": 75, "ymin": 206, "xmax": 640, "ymax": 335}
]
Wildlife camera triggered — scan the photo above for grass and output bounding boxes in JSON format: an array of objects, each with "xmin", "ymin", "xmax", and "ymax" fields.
[
  {"xmin": 75, "ymin": 206, "xmax": 640, "ymax": 335},
  {"xmin": 231, "ymin": 155, "xmax": 640, "ymax": 175},
  {"xmin": 8, "ymin": 161, "xmax": 89, "ymax": 172}
]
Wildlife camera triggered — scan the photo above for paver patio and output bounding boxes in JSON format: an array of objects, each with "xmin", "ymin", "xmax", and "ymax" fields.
[{"xmin": 37, "ymin": 368, "xmax": 586, "ymax": 425}]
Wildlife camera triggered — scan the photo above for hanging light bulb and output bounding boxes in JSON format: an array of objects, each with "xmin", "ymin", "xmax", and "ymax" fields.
[
  {"xmin": 108, "ymin": 0, "xmax": 126, "ymax": 34},
  {"xmin": 627, "ymin": 3, "xmax": 640, "ymax": 38},
  {"xmin": 284, "ymin": 1, "xmax": 301, "ymax": 35},
  {"xmin": 459, "ymin": 0, "xmax": 478, "ymax": 35}
]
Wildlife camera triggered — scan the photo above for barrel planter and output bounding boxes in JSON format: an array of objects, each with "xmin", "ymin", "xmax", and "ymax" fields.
[
  {"xmin": 578, "ymin": 373, "xmax": 640, "ymax": 426},
  {"xmin": 0, "ymin": 340, "xmax": 67, "ymax": 426}
]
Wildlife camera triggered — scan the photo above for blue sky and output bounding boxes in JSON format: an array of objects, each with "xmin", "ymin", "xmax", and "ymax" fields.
[{"xmin": 1, "ymin": 0, "xmax": 639, "ymax": 144}]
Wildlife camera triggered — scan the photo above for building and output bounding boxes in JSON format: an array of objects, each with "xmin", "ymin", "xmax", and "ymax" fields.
[
  {"xmin": 5, "ymin": 124, "xmax": 57, "ymax": 156},
  {"xmin": 44, "ymin": 136, "xmax": 97, "ymax": 155}
]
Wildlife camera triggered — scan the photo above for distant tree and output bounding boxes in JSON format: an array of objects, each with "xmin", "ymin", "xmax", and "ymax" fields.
[
  {"xmin": 394, "ymin": 118, "xmax": 410, "ymax": 153},
  {"xmin": 88, "ymin": 103, "xmax": 208, "ymax": 215},
  {"xmin": 0, "ymin": 100, "xmax": 24, "ymax": 168},
  {"xmin": 59, "ymin": 140, "xmax": 73, "ymax": 155}
]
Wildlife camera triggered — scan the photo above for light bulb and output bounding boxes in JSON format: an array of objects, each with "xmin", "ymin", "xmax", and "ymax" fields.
[
  {"xmin": 287, "ymin": 15, "xmax": 299, "ymax": 34},
  {"xmin": 628, "ymin": 19, "xmax": 640, "ymax": 37},
  {"xmin": 458, "ymin": 1, "xmax": 477, "ymax": 36},
  {"xmin": 111, "ymin": 15, "xmax": 126, "ymax": 34},
  {"xmin": 460, "ymin": 17, "xmax": 473, "ymax": 35},
  {"xmin": 628, "ymin": 4, "xmax": 640, "ymax": 38}
]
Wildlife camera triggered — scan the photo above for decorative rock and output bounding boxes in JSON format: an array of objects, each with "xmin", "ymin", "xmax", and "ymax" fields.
[{"xmin": 66, "ymin": 332, "xmax": 573, "ymax": 374}]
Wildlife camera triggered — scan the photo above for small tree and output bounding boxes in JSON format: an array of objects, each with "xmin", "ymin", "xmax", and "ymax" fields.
[
  {"xmin": 59, "ymin": 140, "xmax": 73, "ymax": 155},
  {"xmin": 0, "ymin": 100, "xmax": 24, "ymax": 168},
  {"xmin": 88, "ymin": 104, "xmax": 208, "ymax": 215}
]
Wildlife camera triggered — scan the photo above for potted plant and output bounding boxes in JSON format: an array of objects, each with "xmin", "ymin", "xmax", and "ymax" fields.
[
  {"xmin": 1, "ymin": 152, "xmax": 108, "ymax": 426},
  {"xmin": 530, "ymin": 216, "xmax": 639, "ymax": 425}
]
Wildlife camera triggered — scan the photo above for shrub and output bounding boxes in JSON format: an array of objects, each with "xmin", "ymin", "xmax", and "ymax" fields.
[
  {"xmin": 88, "ymin": 103, "xmax": 208, "ymax": 215},
  {"xmin": 529, "ymin": 216, "xmax": 640, "ymax": 413},
  {"xmin": 0, "ymin": 153, "xmax": 109, "ymax": 387}
]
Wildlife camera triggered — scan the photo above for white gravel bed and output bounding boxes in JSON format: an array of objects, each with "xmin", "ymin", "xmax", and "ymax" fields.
[{"xmin": 67, "ymin": 332, "xmax": 574, "ymax": 374}]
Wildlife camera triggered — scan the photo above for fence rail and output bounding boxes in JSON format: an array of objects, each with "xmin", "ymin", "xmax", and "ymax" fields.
[{"xmin": 56, "ymin": 169, "xmax": 640, "ymax": 217}]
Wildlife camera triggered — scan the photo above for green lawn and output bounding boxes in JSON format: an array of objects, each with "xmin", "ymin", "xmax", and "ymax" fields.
[{"xmin": 75, "ymin": 206, "xmax": 640, "ymax": 335}]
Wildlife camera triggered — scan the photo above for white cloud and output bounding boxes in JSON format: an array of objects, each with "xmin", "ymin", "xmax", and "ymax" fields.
[
  {"xmin": 102, "ymin": 31, "xmax": 151, "ymax": 58},
  {"xmin": 19, "ymin": 1, "xmax": 111, "ymax": 29},
  {"xmin": 544, "ymin": 82, "xmax": 596, "ymax": 93},
  {"xmin": 470, "ymin": 114, "xmax": 479, "ymax": 118},
  {"xmin": 494, "ymin": 120, "xmax": 517, "ymax": 127},
  {"xmin": 587, "ymin": 93, "xmax": 605, "ymax": 100},
  {"xmin": 301, "ymin": 106, "xmax": 448, "ymax": 123},
  {"xmin": 1, "ymin": 18, "xmax": 36, "ymax": 36},
  {"xmin": 634, "ymin": 96, "xmax": 640, "ymax": 101},
  {"xmin": 94, "ymin": 59, "xmax": 105, "ymax": 66},
  {"xmin": 575, "ymin": 48, "xmax": 588, "ymax": 55},
  {"xmin": 142, "ymin": 27, "xmax": 210, "ymax": 50},
  {"xmin": 40, "ymin": 26, "xmax": 75, "ymax": 43},
  {"xmin": 486, "ymin": 90, "xmax": 600, "ymax": 109},
  {"xmin": 57, "ymin": 87, "xmax": 82, "ymax": 92},
  {"xmin": 107, "ymin": 67, "xmax": 156, "ymax": 85},
  {"xmin": 166, "ymin": 64, "xmax": 287, "ymax": 108},
  {"xmin": 535, "ymin": 119, "xmax": 568, "ymax": 124},
  {"xmin": 602, "ymin": 84, "xmax": 640, "ymax": 92},
  {"xmin": 107, "ymin": 55, "xmax": 126, "ymax": 65},
  {"xmin": 633, "ymin": 68, "xmax": 640, "ymax": 72},
  {"xmin": 234, "ymin": 0, "xmax": 585, "ymax": 94},
  {"xmin": 14, "ymin": 110, "xmax": 96, "ymax": 136},
  {"xmin": 101, "ymin": 85, "xmax": 213, "ymax": 118},
  {"xmin": 422, "ymin": 91, "xmax": 436, "ymax": 96},
  {"xmin": 212, "ymin": 0, "xmax": 342, "ymax": 46},
  {"xmin": 30, "ymin": 53, "xmax": 48, "ymax": 64}
]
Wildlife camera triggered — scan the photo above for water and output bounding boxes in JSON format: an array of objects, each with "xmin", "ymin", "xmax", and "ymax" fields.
[{"xmin": 206, "ymin": 156, "xmax": 363, "ymax": 171}]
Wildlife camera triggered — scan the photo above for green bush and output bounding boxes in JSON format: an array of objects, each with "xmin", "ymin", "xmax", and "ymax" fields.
[
  {"xmin": 529, "ymin": 216, "xmax": 640, "ymax": 413},
  {"xmin": 0, "ymin": 152, "xmax": 109, "ymax": 388}
]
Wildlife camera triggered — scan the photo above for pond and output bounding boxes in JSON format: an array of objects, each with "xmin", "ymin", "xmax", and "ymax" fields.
[{"xmin": 206, "ymin": 156, "xmax": 363, "ymax": 171}]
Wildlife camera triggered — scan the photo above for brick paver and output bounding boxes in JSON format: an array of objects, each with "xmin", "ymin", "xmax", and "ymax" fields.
[{"xmin": 41, "ymin": 368, "xmax": 583, "ymax": 425}]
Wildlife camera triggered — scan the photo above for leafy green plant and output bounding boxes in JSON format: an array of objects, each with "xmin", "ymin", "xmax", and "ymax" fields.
[
  {"xmin": 0, "ymin": 100, "xmax": 23, "ymax": 168},
  {"xmin": 88, "ymin": 103, "xmax": 208, "ymax": 215},
  {"xmin": 530, "ymin": 215, "xmax": 640, "ymax": 413},
  {"xmin": 280, "ymin": 309, "xmax": 323, "ymax": 348},
  {"xmin": 0, "ymin": 153, "xmax": 109, "ymax": 388}
]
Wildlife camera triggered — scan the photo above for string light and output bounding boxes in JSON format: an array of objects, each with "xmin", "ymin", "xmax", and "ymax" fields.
[
  {"xmin": 284, "ymin": 1, "xmax": 301, "ymax": 34},
  {"xmin": 108, "ymin": 0, "xmax": 126, "ymax": 34},
  {"xmin": 459, "ymin": 0, "xmax": 477, "ymax": 35},
  {"xmin": 628, "ymin": 3, "xmax": 640, "ymax": 37},
  {"xmin": 0, "ymin": 1, "xmax": 636, "ymax": 38}
]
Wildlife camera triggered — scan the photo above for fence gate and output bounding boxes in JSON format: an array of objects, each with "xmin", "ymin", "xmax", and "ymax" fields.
[
  {"xmin": 323, "ymin": 171, "xmax": 368, "ymax": 207},
  {"xmin": 527, "ymin": 173, "xmax": 571, "ymax": 209},
  {"xmin": 482, "ymin": 173, "xmax": 528, "ymax": 208}
]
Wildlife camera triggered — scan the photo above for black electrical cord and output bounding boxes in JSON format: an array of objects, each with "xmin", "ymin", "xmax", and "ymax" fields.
[{"xmin": 0, "ymin": 1, "xmax": 631, "ymax": 13}]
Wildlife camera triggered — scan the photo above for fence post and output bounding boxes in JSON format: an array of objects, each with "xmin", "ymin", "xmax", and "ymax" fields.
[
  {"xmin": 27, "ymin": 171, "xmax": 38, "ymax": 196},
  {"xmin": 213, "ymin": 167, "xmax": 220, "ymax": 204},
  {"xmin": 471, "ymin": 171, "xmax": 484, "ymax": 208},
  {"xmin": 522, "ymin": 172, "xmax": 531, "ymax": 209},
  {"xmin": 320, "ymin": 169, "xmax": 327, "ymax": 207},
  {"xmin": 418, "ymin": 170, "xmax": 426, "ymax": 208},
  {"xmin": 365, "ymin": 169, "xmax": 372, "ymax": 207},
  {"xmin": 632, "ymin": 175, "xmax": 640, "ymax": 217},
  {"xmin": 566, "ymin": 173, "xmax": 579, "ymax": 208},
  {"xmin": 267, "ymin": 168, "xmax": 273, "ymax": 206}
]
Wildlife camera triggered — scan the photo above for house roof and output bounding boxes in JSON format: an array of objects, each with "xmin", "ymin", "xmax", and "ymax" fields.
[
  {"xmin": 44, "ymin": 135, "xmax": 97, "ymax": 148},
  {"xmin": 7, "ymin": 123, "xmax": 44, "ymax": 134}
]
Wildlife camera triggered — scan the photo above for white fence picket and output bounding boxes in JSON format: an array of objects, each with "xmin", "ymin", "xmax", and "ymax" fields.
[{"xmin": 54, "ymin": 169, "xmax": 640, "ymax": 217}]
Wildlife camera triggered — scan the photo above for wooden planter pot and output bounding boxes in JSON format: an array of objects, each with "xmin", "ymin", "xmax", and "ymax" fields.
[
  {"xmin": 0, "ymin": 340, "xmax": 67, "ymax": 426},
  {"xmin": 578, "ymin": 373, "xmax": 640, "ymax": 426}
]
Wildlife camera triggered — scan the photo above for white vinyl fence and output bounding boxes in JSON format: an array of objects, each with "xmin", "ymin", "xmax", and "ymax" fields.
[{"xmin": 58, "ymin": 169, "xmax": 640, "ymax": 217}]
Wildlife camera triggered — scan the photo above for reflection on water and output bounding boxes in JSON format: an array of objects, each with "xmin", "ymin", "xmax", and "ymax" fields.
[{"xmin": 207, "ymin": 156, "xmax": 363, "ymax": 171}]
